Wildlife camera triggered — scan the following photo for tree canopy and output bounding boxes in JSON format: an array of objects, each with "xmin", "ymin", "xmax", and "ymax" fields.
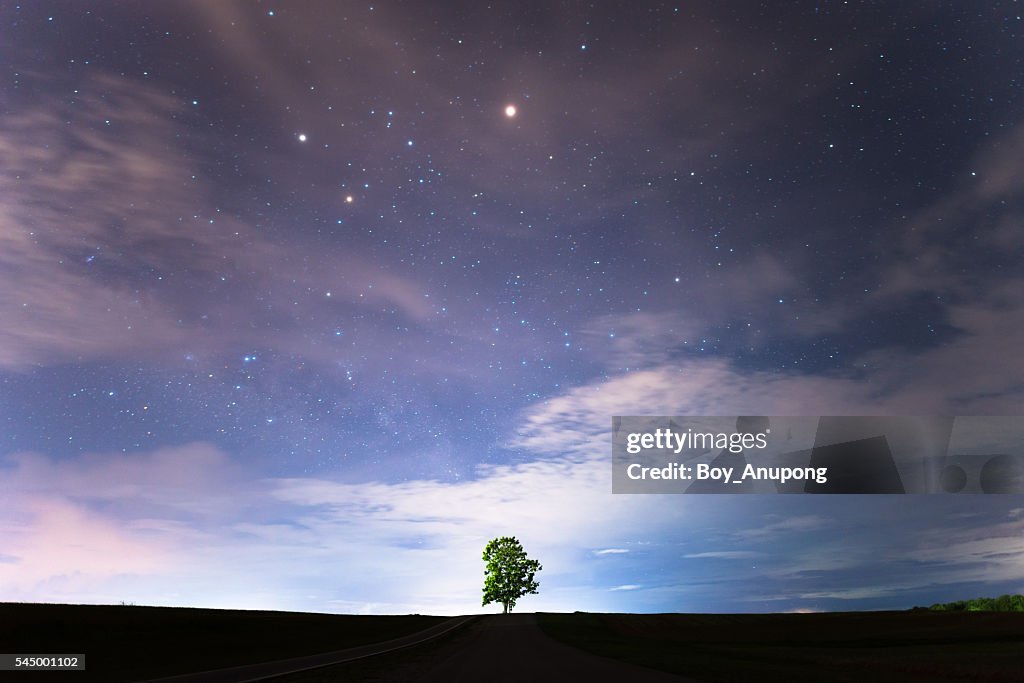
[
  {"xmin": 482, "ymin": 536, "xmax": 542, "ymax": 614},
  {"xmin": 924, "ymin": 595, "xmax": 1024, "ymax": 612}
]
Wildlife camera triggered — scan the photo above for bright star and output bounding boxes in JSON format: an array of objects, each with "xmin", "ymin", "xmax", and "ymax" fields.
[
  {"xmin": 505, "ymin": 104, "xmax": 517, "ymax": 118},
  {"xmin": 298, "ymin": 133, "xmax": 307, "ymax": 142},
  {"xmin": 345, "ymin": 195, "xmax": 354, "ymax": 203}
]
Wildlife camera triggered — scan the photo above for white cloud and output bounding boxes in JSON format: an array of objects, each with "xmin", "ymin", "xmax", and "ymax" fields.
[
  {"xmin": 735, "ymin": 515, "xmax": 831, "ymax": 541},
  {"xmin": 4, "ymin": 343, "xmax": 1024, "ymax": 614},
  {"xmin": 0, "ymin": 443, "xmax": 685, "ymax": 614},
  {"xmin": 684, "ymin": 551, "xmax": 762, "ymax": 559}
]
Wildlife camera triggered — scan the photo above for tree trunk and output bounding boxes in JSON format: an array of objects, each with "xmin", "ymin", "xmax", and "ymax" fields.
[{"xmin": 503, "ymin": 602, "xmax": 508, "ymax": 614}]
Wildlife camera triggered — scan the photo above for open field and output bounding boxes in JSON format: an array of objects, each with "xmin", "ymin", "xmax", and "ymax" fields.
[
  {"xmin": 0, "ymin": 603, "xmax": 446, "ymax": 682},
  {"xmin": 537, "ymin": 611, "xmax": 1024, "ymax": 682},
  {"xmin": 7, "ymin": 604, "xmax": 1024, "ymax": 681},
  {"xmin": 274, "ymin": 613, "xmax": 687, "ymax": 682}
]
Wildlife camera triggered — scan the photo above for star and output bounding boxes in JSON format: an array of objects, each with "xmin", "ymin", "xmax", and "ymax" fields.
[
  {"xmin": 345, "ymin": 195, "xmax": 354, "ymax": 203},
  {"xmin": 297, "ymin": 133, "xmax": 307, "ymax": 142},
  {"xmin": 505, "ymin": 104, "xmax": 517, "ymax": 118}
]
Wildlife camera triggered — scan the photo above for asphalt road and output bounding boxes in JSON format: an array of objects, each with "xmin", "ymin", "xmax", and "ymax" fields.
[{"xmin": 402, "ymin": 613, "xmax": 694, "ymax": 682}]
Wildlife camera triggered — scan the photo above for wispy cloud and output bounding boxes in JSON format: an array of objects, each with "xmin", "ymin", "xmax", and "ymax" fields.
[
  {"xmin": 0, "ymin": 71, "xmax": 439, "ymax": 372},
  {"xmin": 0, "ymin": 443, "xmax": 680, "ymax": 614},
  {"xmin": 684, "ymin": 551, "xmax": 762, "ymax": 559},
  {"xmin": 4, "ymin": 441, "xmax": 1024, "ymax": 613},
  {"xmin": 735, "ymin": 515, "xmax": 831, "ymax": 541}
]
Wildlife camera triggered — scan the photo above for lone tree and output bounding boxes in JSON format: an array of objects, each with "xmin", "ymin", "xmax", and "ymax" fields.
[{"xmin": 482, "ymin": 536, "xmax": 542, "ymax": 614}]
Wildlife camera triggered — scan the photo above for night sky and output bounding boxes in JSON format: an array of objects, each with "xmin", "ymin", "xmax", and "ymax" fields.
[{"xmin": 2, "ymin": 1, "xmax": 1023, "ymax": 615}]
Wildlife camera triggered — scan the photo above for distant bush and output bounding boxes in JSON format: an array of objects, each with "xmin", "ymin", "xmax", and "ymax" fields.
[{"xmin": 924, "ymin": 595, "xmax": 1024, "ymax": 612}]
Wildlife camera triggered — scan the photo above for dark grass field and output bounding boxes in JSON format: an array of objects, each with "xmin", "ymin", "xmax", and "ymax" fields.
[
  {"xmin": 536, "ymin": 611, "xmax": 1024, "ymax": 682},
  {"xmin": 0, "ymin": 603, "xmax": 446, "ymax": 682},
  {"xmin": 7, "ymin": 604, "xmax": 1024, "ymax": 682}
]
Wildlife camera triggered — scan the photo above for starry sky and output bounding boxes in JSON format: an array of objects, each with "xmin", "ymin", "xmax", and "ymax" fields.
[{"xmin": 2, "ymin": 1, "xmax": 1024, "ymax": 615}]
